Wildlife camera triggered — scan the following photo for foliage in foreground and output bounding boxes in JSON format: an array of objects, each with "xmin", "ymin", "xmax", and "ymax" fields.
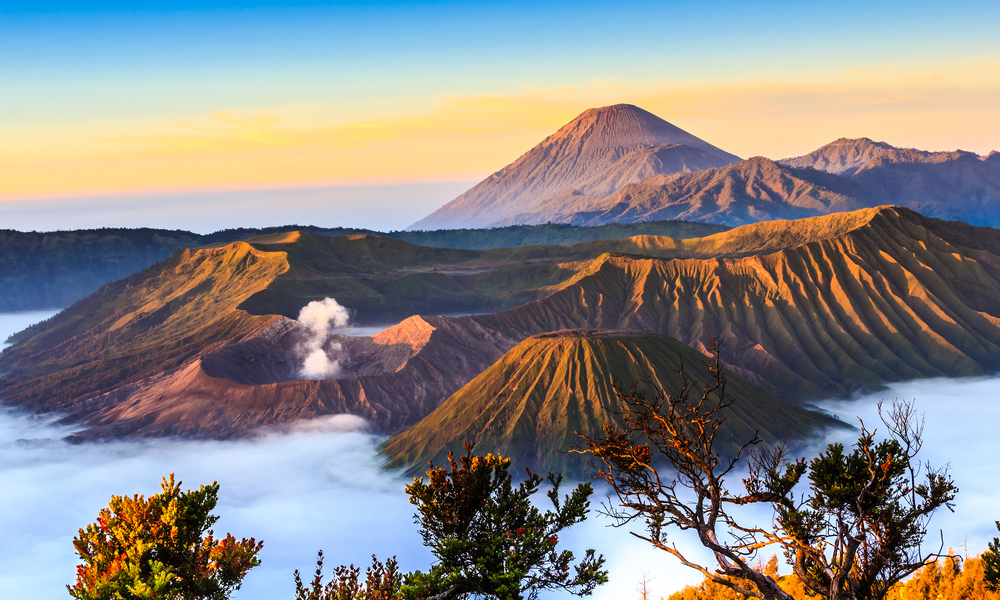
[
  {"xmin": 294, "ymin": 552, "xmax": 403, "ymax": 600},
  {"xmin": 298, "ymin": 444, "xmax": 607, "ymax": 600},
  {"xmin": 577, "ymin": 340, "xmax": 958, "ymax": 600},
  {"xmin": 69, "ymin": 474, "xmax": 263, "ymax": 600},
  {"xmin": 670, "ymin": 552, "xmax": 1000, "ymax": 600},
  {"xmin": 985, "ymin": 522, "xmax": 1000, "ymax": 592}
]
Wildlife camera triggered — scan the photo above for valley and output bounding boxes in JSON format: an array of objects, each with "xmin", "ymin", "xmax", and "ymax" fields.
[{"xmin": 6, "ymin": 205, "xmax": 1000, "ymax": 475}]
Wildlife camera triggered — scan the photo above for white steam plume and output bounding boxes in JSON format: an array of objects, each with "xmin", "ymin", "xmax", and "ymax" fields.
[{"xmin": 296, "ymin": 298, "xmax": 351, "ymax": 380}]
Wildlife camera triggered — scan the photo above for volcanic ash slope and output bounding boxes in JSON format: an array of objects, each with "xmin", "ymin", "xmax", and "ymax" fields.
[{"xmin": 382, "ymin": 329, "xmax": 842, "ymax": 477}]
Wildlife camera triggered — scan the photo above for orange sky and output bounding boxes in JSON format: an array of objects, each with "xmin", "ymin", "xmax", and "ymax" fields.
[{"xmin": 3, "ymin": 56, "xmax": 999, "ymax": 199}]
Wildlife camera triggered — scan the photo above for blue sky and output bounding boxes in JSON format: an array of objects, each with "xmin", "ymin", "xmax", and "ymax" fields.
[
  {"xmin": 5, "ymin": 0, "xmax": 997, "ymax": 127},
  {"xmin": 2, "ymin": 0, "xmax": 998, "ymax": 230}
]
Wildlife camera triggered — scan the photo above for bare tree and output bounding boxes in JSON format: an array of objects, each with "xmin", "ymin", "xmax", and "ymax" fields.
[{"xmin": 576, "ymin": 340, "xmax": 957, "ymax": 600}]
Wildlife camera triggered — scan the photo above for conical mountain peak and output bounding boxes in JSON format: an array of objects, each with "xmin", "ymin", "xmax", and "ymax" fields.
[
  {"xmin": 542, "ymin": 104, "xmax": 711, "ymax": 152},
  {"xmin": 409, "ymin": 104, "xmax": 740, "ymax": 230},
  {"xmin": 382, "ymin": 329, "xmax": 838, "ymax": 476}
]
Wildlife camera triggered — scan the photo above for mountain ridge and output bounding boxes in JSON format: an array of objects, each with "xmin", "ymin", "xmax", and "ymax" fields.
[
  {"xmin": 9, "ymin": 207, "xmax": 1000, "ymax": 440},
  {"xmin": 506, "ymin": 156, "xmax": 871, "ymax": 226},
  {"xmin": 0, "ymin": 220, "xmax": 728, "ymax": 313},
  {"xmin": 497, "ymin": 139, "xmax": 1000, "ymax": 228}
]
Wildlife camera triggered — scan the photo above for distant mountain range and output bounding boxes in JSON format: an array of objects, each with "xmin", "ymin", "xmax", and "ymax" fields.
[
  {"xmin": 0, "ymin": 220, "xmax": 726, "ymax": 312},
  {"xmin": 7, "ymin": 206, "xmax": 1000, "ymax": 473},
  {"xmin": 412, "ymin": 105, "xmax": 1000, "ymax": 229}
]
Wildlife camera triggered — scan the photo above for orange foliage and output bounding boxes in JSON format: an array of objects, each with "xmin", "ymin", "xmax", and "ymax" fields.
[
  {"xmin": 668, "ymin": 552, "xmax": 1000, "ymax": 600},
  {"xmin": 69, "ymin": 474, "xmax": 262, "ymax": 600}
]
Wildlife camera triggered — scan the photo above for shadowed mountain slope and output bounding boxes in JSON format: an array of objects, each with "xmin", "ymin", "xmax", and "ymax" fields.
[
  {"xmin": 849, "ymin": 149, "xmax": 1000, "ymax": 225},
  {"xmin": 573, "ymin": 143, "xmax": 733, "ymax": 197},
  {"xmin": 781, "ymin": 138, "xmax": 1000, "ymax": 226},
  {"xmin": 381, "ymin": 330, "xmax": 842, "ymax": 476},
  {"xmin": 410, "ymin": 104, "xmax": 740, "ymax": 230},
  {"xmin": 509, "ymin": 157, "xmax": 870, "ymax": 226},
  {"xmin": 985, "ymin": 151, "xmax": 1000, "ymax": 170},
  {"xmin": 492, "ymin": 138, "xmax": 1000, "ymax": 229}
]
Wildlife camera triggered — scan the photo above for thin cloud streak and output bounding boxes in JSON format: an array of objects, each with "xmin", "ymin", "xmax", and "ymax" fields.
[
  {"xmin": 0, "ymin": 181, "xmax": 475, "ymax": 233},
  {"xmin": 4, "ymin": 61, "xmax": 998, "ymax": 198}
]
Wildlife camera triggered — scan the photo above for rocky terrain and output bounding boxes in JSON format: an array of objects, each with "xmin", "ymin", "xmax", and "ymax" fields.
[
  {"xmin": 470, "ymin": 207, "xmax": 1000, "ymax": 400},
  {"xmin": 6, "ymin": 206, "xmax": 1000, "ymax": 462}
]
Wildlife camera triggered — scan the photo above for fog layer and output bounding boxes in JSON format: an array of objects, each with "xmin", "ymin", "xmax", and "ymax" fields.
[
  {"xmin": 0, "ymin": 181, "xmax": 474, "ymax": 234},
  {"xmin": 0, "ymin": 310, "xmax": 62, "ymax": 350},
  {"xmin": 2, "ymin": 311, "xmax": 999, "ymax": 600}
]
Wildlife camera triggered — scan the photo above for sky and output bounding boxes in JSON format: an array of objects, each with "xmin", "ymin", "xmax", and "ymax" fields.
[{"xmin": 2, "ymin": 0, "xmax": 1000, "ymax": 230}]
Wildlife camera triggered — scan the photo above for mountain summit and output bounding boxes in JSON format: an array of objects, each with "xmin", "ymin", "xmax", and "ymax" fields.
[
  {"xmin": 409, "ymin": 104, "xmax": 740, "ymax": 230},
  {"xmin": 382, "ymin": 329, "xmax": 838, "ymax": 476},
  {"xmin": 782, "ymin": 137, "xmax": 896, "ymax": 176}
]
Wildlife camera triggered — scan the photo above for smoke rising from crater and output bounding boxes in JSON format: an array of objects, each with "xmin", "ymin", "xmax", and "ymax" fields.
[{"xmin": 296, "ymin": 298, "xmax": 350, "ymax": 380}]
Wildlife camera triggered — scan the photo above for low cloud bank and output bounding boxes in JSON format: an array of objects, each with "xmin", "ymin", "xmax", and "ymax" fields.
[
  {"xmin": 296, "ymin": 298, "xmax": 350, "ymax": 379},
  {"xmin": 0, "ymin": 408, "xmax": 715, "ymax": 600},
  {"xmin": 815, "ymin": 378, "xmax": 1000, "ymax": 559},
  {"xmin": 4, "ymin": 376, "xmax": 1000, "ymax": 600},
  {"xmin": 3, "ymin": 307, "xmax": 999, "ymax": 600},
  {"xmin": 0, "ymin": 411, "xmax": 429, "ymax": 600},
  {"xmin": 0, "ymin": 310, "xmax": 62, "ymax": 350}
]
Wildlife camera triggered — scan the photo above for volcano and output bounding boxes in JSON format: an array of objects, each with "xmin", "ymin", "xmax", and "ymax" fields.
[
  {"xmin": 381, "ymin": 329, "xmax": 841, "ymax": 476},
  {"xmin": 409, "ymin": 104, "xmax": 740, "ymax": 230}
]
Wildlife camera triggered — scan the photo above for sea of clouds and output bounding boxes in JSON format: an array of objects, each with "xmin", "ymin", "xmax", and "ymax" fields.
[{"xmin": 2, "ymin": 311, "xmax": 999, "ymax": 600}]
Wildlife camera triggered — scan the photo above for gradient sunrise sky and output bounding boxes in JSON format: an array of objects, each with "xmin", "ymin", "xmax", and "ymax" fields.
[{"xmin": 2, "ymin": 0, "xmax": 999, "ymax": 230}]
